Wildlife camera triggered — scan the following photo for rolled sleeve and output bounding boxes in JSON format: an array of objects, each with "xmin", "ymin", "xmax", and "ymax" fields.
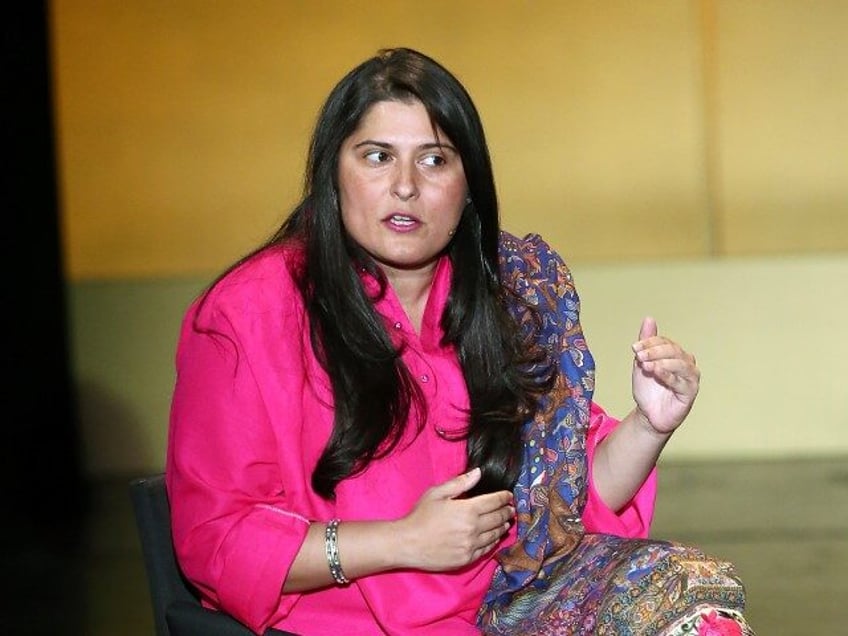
[
  {"xmin": 166, "ymin": 289, "xmax": 312, "ymax": 634},
  {"xmin": 215, "ymin": 506, "xmax": 310, "ymax": 632}
]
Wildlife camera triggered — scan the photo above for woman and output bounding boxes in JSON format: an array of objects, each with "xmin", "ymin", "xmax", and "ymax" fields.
[{"xmin": 166, "ymin": 47, "xmax": 752, "ymax": 635}]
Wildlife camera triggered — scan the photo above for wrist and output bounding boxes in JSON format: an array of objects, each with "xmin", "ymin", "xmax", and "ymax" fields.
[
  {"xmin": 629, "ymin": 406, "xmax": 673, "ymax": 441},
  {"xmin": 386, "ymin": 518, "xmax": 416, "ymax": 570},
  {"xmin": 324, "ymin": 519, "xmax": 350, "ymax": 585}
]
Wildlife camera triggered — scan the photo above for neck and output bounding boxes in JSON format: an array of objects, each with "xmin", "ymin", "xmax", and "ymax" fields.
[{"xmin": 383, "ymin": 262, "xmax": 438, "ymax": 333}]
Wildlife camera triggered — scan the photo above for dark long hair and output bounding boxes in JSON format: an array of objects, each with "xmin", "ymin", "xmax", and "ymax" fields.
[{"xmin": 221, "ymin": 48, "xmax": 553, "ymax": 499}]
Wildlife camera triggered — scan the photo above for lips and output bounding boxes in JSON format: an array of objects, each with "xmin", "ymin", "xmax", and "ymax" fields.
[
  {"xmin": 389, "ymin": 214, "xmax": 414, "ymax": 226},
  {"xmin": 383, "ymin": 212, "xmax": 421, "ymax": 231}
]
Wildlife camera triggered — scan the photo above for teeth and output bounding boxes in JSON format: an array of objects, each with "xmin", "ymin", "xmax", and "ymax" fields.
[{"xmin": 391, "ymin": 215, "xmax": 414, "ymax": 225}]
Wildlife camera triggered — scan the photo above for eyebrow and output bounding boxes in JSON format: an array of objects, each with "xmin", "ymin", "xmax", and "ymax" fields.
[{"xmin": 352, "ymin": 140, "xmax": 458, "ymax": 153}]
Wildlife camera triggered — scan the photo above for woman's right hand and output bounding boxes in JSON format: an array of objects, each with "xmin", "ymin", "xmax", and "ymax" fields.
[{"xmin": 394, "ymin": 467, "xmax": 515, "ymax": 571}]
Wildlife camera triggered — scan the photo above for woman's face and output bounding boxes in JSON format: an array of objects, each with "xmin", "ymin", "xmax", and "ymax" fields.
[{"xmin": 336, "ymin": 99, "xmax": 468, "ymax": 282}]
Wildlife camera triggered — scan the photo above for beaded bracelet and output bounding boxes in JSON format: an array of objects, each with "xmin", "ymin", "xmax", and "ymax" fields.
[{"xmin": 324, "ymin": 518, "xmax": 350, "ymax": 585}]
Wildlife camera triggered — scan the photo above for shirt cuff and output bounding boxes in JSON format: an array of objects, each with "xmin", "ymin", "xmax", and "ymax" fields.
[{"xmin": 216, "ymin": 505, "xmax": 310, "ymax": 633}]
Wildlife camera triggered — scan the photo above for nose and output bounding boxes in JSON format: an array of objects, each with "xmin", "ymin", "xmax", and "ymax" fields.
[{"xmin": 391, "ymin": 160, "xmax": 419, "ymax": 201}]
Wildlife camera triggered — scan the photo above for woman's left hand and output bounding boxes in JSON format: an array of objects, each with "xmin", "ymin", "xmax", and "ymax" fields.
[{"xmin": 631, "ymin": 316, "xmax": 700, "ymax": 436}]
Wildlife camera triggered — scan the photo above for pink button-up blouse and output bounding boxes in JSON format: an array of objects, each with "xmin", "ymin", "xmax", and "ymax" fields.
[{"xmin": 166, "ymin": 242, "xmax": 655, "ymax": 635}]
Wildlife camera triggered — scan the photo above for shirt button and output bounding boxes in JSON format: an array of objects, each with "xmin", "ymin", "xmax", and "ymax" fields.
[
  {"xmin": 420, "ymin": 374, "xmax": 429, "ymax": 383},
  {"xmin": 393, "ymin": 321, "xmax": 402, "ymax": 330}
]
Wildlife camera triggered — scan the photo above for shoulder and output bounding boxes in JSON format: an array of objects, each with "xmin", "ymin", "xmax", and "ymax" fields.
[
  {"xmin": 190, "ymin": 242, "xmax": 306, "ymax": 329},
  {"xmin": 497, "ymin": 235, "xmax": 591, "ymax": 373},
  {"xmin": 498, "ymin": 231, "xmax": 576, "ymax": 301},
  {"xmin": 498, "ymin": 230, "xmax": 558, "ymax": 259}
]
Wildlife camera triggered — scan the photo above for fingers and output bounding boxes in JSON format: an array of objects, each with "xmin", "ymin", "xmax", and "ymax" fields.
[
  {"xmin": 410, "ymin": 470, "xmax": 514, "ymax": 571},
  {"xmin": 634, "ymin": 341, "xmax": 696, "ymax": 366},
  {"xmin": 632, "ymin": 323, "xmax": 699, "ymax": 383},
  {"xmin": 472, "ymin": 526, "xmax": 509, "ymax": 559},
  {"xmin": 430, "ymin": 473, "xmax": 512, "ymax": 521},
  {"xmin": 464, "ymin": 505, "xmax": 514, "ymax": 563},
  {"xmin": 477, "ymin": 502, "xmax": 515, "ymax": 532},
  {"xmin": 638, "ymin": 361, "xmax": 700, "ymax": 395},
  {"xmin": 467, "ymin": 488, "xmax": 513, "ymax": 512},
  {"xmin": 470, "ymin": 494, "xmax": 515, "ymax": 548},
  {"xmin": 453, "ymin": 489, "xmax": 514, "ymax": 537},
  {"xmin": 632, "ymin": 324, "xmax": 697, "ymax": 372},
  {"xmin": 635, "ymin": 348, "xmax": 698, "ymax": 378},
  {"xmin": 441, "ymin": 488, "xmax": 514, "ymax": 557},
  {"xmin": 634, "ymin": 346, "xmax": 699, "ymax": 400},
  {"xmin": 637, "ymin": 315, "xmax": 658, "ymax": 341},
  {"xmin": 428, "ymin": 469, "xmax": 514, "ymax": 512},
  {"xmin": 428, "ymin": 467, "xmax": 482, "ymax": 500}
]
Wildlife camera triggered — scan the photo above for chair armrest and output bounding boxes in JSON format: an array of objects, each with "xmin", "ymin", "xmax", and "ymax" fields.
[{"xmin": 166, "ymin": 600, "xmax": 297, "ymax": 636}]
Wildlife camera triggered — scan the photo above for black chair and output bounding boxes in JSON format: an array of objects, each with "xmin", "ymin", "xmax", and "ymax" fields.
[{"xmin": 129, "ymin": 474, "xmax": 295, "ymax": 636}]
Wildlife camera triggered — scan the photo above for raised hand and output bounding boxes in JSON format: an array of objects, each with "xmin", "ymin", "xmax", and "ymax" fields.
[{"xmin": 631, "ymin": 316, "xmax": 700, "ymax": 436}]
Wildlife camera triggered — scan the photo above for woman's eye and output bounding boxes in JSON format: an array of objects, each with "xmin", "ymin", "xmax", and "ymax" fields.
[
  {"xmin": 364, "ymin": 150, "xmax": 391, "ymax": 163},
  {"xmin": 421, "ymin": 154, "xmax": 446, "ymax": 167}
]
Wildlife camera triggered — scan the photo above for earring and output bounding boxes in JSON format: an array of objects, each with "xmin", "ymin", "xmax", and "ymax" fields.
[{"xmin": 448, "ymin": 229, "xmax": 455, "ymax": 236}]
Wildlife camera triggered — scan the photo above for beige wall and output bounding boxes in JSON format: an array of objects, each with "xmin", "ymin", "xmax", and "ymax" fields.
[
  {"xmin": 51, "ymin": 1, "xmax": 848, "ymax": 475},
  {"xmin": 69, "ymin": 255, "xmax": 848, "ymax": 475},
  {"xmin": 580, "ymin": 255, "xmax": 848, "ymax": 461}
]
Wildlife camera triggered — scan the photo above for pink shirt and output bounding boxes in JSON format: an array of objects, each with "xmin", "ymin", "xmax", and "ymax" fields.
[{"xmin": 166, "ymin": 244, "xmax": 655, "ymax": 635}]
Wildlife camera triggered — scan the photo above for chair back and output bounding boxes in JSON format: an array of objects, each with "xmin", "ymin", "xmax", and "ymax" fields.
[
  {"xmin": 130, "ymin": 474, "xmax": 198, "ymax": 635},
  {"xmin": 129, "ymin": 473, "xmax": 295, "ymax": 636}
]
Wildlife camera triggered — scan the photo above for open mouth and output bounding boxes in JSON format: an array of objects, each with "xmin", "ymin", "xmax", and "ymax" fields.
[{"xmin": 388, "ymin": 214, "xmax": 416, "ymax": 227}]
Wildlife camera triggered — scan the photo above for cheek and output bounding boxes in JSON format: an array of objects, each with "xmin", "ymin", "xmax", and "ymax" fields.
[
  {"xmin": 443, "ymin": 181, "xmax": 468, "ymax": 218},
  {"xmin": 339, "ymin": 176, "xmax": 376, "ymax": 216}
]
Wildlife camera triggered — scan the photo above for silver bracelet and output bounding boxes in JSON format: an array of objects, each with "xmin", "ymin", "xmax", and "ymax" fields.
[{"xmin": 324, "ymin": 518, "xmax": 350, "ymax": 585}]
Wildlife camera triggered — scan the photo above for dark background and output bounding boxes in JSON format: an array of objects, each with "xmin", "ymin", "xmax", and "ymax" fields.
[{"xmin": 3, "ymin": 3, "xmax": 85, "ymax": 632}]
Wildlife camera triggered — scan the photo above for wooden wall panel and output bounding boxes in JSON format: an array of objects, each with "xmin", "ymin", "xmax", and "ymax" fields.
[
  {"xmin": 51, "ymin": 1, "xmax": 707, "ymax": 279},
  {"xmin": 50, "ymin": 1, "xmax": 847, "ymax": 281},
  {"xmin": 714, "ymin": 1, "xmax": 848, "ymax": 255}
]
